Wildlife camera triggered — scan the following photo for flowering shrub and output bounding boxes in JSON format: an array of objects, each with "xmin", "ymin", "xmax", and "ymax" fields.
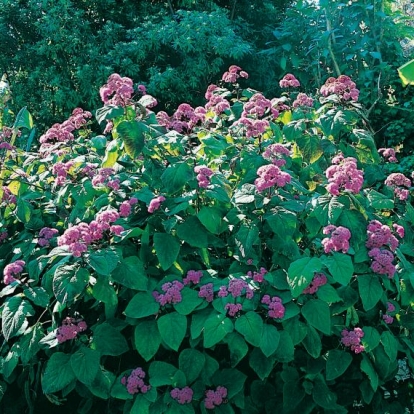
[{"xmin": 1, "ymin": 67, "xmax": 414, "ymax": 413}]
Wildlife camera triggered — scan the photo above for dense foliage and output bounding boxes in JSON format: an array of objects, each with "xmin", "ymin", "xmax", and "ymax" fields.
[{"xmin": 1, "ymin": 66, "xmax": 414, "ymax": 413}]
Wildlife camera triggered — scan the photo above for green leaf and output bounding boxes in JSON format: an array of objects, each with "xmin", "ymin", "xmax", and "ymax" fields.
[
  {"xmin": 134, "ymin": 320, "xmax": 161, "ymax": 361},
  {"xmin": 174, "ymin": 287, "xmax": 203, "ymax": 315},
  {"xmin": 274, "ymin": 331, "xmax": 295, "ymax": 362},
  {"xmin": 179, "ymin": 349, "xmax": 205, "ymax": 384},
  {"xmin": 226, "ymin": 332, "xmax": 248, "ymax": 367},
  {"xmin": 154, "ymin": 233, "xmax": 181, "ymax": 270},
  {"xmin": 23, "ymin": 286, "xmax": 49, "ymax": 307},
  {"xmin": 296, "ymin": 134, "xmax": 323, "ymax": 163},
  {"xmin": 2, "ymin": 297, "xmax": 34, "ymax": 341},
  {"xmin": 198, "ymin": 207, "xmax": 227, "ymax": 234},
  {"xmin": 70, "ymin": 347, "xmax": 100, "ymax": 385},
  {"xmin": 53, "ymin": 265, "xmax": 89, "ymax": 304},
  {"xmin": 131, "ymin": 394, "xmax": 151, "ymax": 414},
  {"xmin": 322, "ymin": 253, "xmax": 354, "ymax": 285},
  {"xmin": 92, "ymin": 323, "xmax": 128, "ymax": 356},
  {"xmin": 287, "ymin": 257, "xmax": 323, "ymax": 297},
  {"xmin": 316, "ymin": 284, "xmax": 342, "ymax": 303},
  {"xmin": 117, "ymin": 120, "xmax": 146, "ymax": 158},
  {"xmin": 87, "ymin": 249, "xmax": 120, "ymax": 276},
  {"xmin": 16, "ymin": 199, "xmax": 32, "ymax": 223},
  {"xmin": 326, "ymin": 350, "xmax": 352, "ymax": 380},
  {"xmin": 102, "ymin": 139, "xmax": 121, "ymax": 168},
  {"xmin": 204, "ymin": 312, "xmax": 234, "ymax": 348},
  {"xmin": 13, "ymin": 107, "xmax": 33, "ymax": 130},
  {"xmin": 249, "ymin": 348, "xmax": 276, "ymax": 380},
  {"xmin": 398, "ymin": 59, "xmax": 414, "ymax": 86},
  {"xmin": 125, "ymin": 292, "xmax": 160, "ymax": 318},
  {"xmin": 161, "ymin": 162, "xmax": 193, "ymax": 195},
  {"xmin": 90, "ymin": 369, "xmax": 115, "ymax": 400},
  {"xmin": 95, "ymin": 105, "xmax": 124, "ymax": 124},
  {"xmin": 212, "ymin": 368, "xmax": 247, "ymax": 399},
  {"xmin": 361, "ymin": 355, "xmax": 378, "ymax": 391},
  {"xmin": 111, "ymin": 256, "xmax": 148, "ymax": 290},
  {"xmin": 366, "ymin": 190, "xmax": 394, "ymax": 210},
  {"xmin": 283, "ymin": 380, "xmax": 305, "ymax": 411},
  {"xmin": 235, "ymin": 311, "xmax": 263, "ymax": 347},
  {"xmin": 259, "ymin": 324, "xmax": 280, "ymax": 357},
  {"xmin": 312, "ymin": 375, "xmax": 338, "ymax": 409},
  {"xmin": 301, "ymin": 299, "xmax": 331, "ymax": 335},
  {"xmin": 358, "ymin": 275, "xmax": 383, "ymax": 311},
  {"xmin": 20, "ymin": 325, "xmax": 43, "ymax": 365},
  {"xmin": 362, "ymin": 327, "xmax": 381, "ymax": 352},
  {"xmin": 381, "ymin": 331, "xmax": 398, "ymax": 362},
  {"xmin": 302, "ymin": 325, "xmax": 321, "ymax": 358},
  {"xmin": 149, "ymin": 361, "xmax": 177, "ymax": 387},
  {"xmin": 42, "ymin": 352, "xmax": 76, "ymax": 394},
  {"xmin": 234, "ymin": 224, "xmax": 259, "ymax": 258},
  {"xmin": 176, "ymin": 216, "xmax": 209, "ymax": 248},
  {"xmin": 265, "ymin": 208, "xmax": 297, "ymax": 237},
  {"xmin": 157, "ymin": 312, "xmax": 187, "ymax": 351}
]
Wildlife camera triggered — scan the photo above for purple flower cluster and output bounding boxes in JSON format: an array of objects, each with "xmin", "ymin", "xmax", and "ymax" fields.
[
  {"xmin": 0, "ymin": 142, "xmax": 13, "ymax": 150},
  {"xmin": 204, "ymin": 386, "xmax": 228, "ymax": 409},
  {"xmin": 261, "ymin": 295, "xmax": 285, "ymax": 319},
  {"xmin": 384, "ymin": 173, "xmax": 411, "ymax": 200},
  {"xmin": 100, "ymin": 73, "xmax": 134, "ymax": 107},
  {"xmin": 121, "ymin": 367, "xmax": 150, "ymax": 395},
  {"xmin": 262, "ymin": 144, "xmax": 291, "ymax": 167},
  {"xmin": 0, "ymin": 230, "xmax": 7, "ymax": 243},
  {"xmin": 383, "ymin": 302, "xmax": 396, "ymax": 324},
  {"xmin": 194, "ymin": 166, "xmax": 213, "ymax": 188},
  {"xmin": 148, "ymin": 195, "xmax": 165, "ymax": 213},
  {"xmin": 378, "ymin": 148, "xmax": 397, "ymax": 163},
  {"xmin": 224, "ymin": 303, "xmax": 243, "ymax": 317},
  {"xmin": 368, "ymin": 248, "xmax": 396, "ymax": 279},
  {"xmin": 292, "ymin": 93, "xmax": 314, "ymax": 108},
  {"xmin": 322, "ymin": 225, "xmax": 351, "ymax": 254},
  {"xmin": 3, "ymin": 260, "xmax": 25, "ymax": 285},
  {"xmin": 157, "ymin": 103, "xmax": 206, "ymax": 134},
  {"xmin": 153, "ymin": 281, "xmax": 184, "ymax": 306},
  {"xmin": 56, "ymin": 317, "xmax": 87, "ymax": 343},
  {"xmin": 183, "ymin": 270, "xmax": 203, "ymax": 285},
  {"xmin": 247, "ymin": 267, "xmax": 267, "ymax": 283},
  {"xmin": 279, "ymin": 74, "xmax": 300, "ymax": 88},
  {"xmin": 221, "ymin": 65, "xmax": 248, "ymax": 83},
  {"xmin": 254, "ymin": 164, "xmax": 291, "ymax": 192},
  {"xmin": 1, "ymin": 186, "xmax": 16, "ymax": 204},
  {"xmin": 232, "ymin": 117, "xmax": 270, "ymax": 138},
  {"xmin": 198, "ymin": 283, "xmax": 214, "ymax": 302},
  {"xmin": 119, "ymin": 197, "xmax": 138, "ymax": 217},
  {"xmin": 205, "ymin": 93, "xmax": 230, "ymax": 116},
  {"xmin": 38, "ymin": 227, "xmax": 59, "ymax": 247},
  {"xmin": 341, "ymin": 328, "xmax": 365, "ymax": 354},
  {"xmin": 325, "ymin": 155, "xmax": 364, "ymax": 195},
  {"xmin": 218, "ymin": 278, "xmax": 254, "ymax": 299},
  {"xmin": 366, "ymin": 220, "xmax": 399, "ymax": 252},
  {"xmin": 320, "ymin": 75, "xmax": 359, "ymax": 102},
  {"xmin": 303, "ymin": 272, "xmax": 328, "ymax": 294},
  {"xmin": 170, "ymin": 387, "xmax": 194, "ymax": 404},
  {"xmin": 91, "ymin": 167, "xmax": 120, "ymax": 191},
  {"xmin": 52, "ymin": 161, "xmax": 75, "ymax": 186}
]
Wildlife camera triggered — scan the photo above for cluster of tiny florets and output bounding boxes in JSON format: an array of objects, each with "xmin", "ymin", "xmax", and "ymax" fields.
[
  {"xmin": 195, "ymin": 166, "xmax": 213, "ymax": 188},
  {"xmin": 100, "ymin": 73, "xmax": 134, "ymax": 107},
  {"xmin": 325, "ymin": 155, "xmax": 364, "ymax": 195},
  {"xmin": 378, "ymin": 148, "xmax": 398, "ymax": 163},
  {"xmin": 0, "ymin": 230, "xmax": 7, "ymax": 243},
  {"xmin": 221, "ymin": 65, "xmax": 248, "ymax": 83},
  {"xmin": 1, "ymin": 186, "xmax": 17, "ymax": 204},
  {"xmin": 292, "ymin": 93, "xmax": 314, "ymax": 108},
  {"xmin": 148, "ymin": 195, "xmax": 165, "ymax": 213},
  {"xmin": 153, "ymin": 280, "xmax": 184, "ymax": 306},
  {"xmin": 279, "ymin": 74, "xmax": 300, "ymax": 88},
  {"xmin": 247, "ymin": 267, "xmax": 267, "ymax": 283},
  {"xmin": 156, "ymin": 103, "xmax": 206, "ymax": 133},
  {"xmin": 322, "ymin": 225, "xmax": 351, "ymax": 254},
  {"xmin": 383, "ymin": 302, "xmax": 396, "ymax": 324},
  {"xmin": 366, "ymin": 220, "xmax": 399, "ymax": 251},
  {"xmin": 3, "ymin": 260, "xmax": 25, "ymax": 285},
  {"xmin": 341, "ymin": 328, "xmax": 365, "ymax": 353},
  {"xmin": 170, "ymin": 387, "xmax": 194, "ymax": 404},
  {"xmin": 224, "ymin": 303, "xmax": 243, "ymax": 317},
  {"xmin": 368, "ymin": 248, "xmax": 396, "ymax": 279},
  {"xmin": 183, "ymin": 270, "xmax": 203, "ymax": 285},
  {"xmin": 320, "ymin": 75, "xmax": 359, "ymax": 101},
  {"xmin": 198, "ymin": 283, "xmax": 214, "ymax": 302},
  {"xmin": 218, "ymin": 278, "xmax": 254, "ymax": 299},
  {"xmin": 119, "ymin": 197, "xmax": 138, "ymax": 217},
  {"xmin": 38, "ymin": 227, "xmax": 59, "ymax": 247},
  {"xmin": 121, "ymin": 367, "xmax": 150, "ymax": 395},
  {"xmin": 262, "ymin": 144, "xmax": 291, "ymax": 167},
  {"xmin": 303, "ymin": 272, "xmax": 328, "ymax": 294},
  {"xmin": 384, "ymin": 173, "xmax": 411, "ymax": 201},
  {"xmin": 204, "ymin": 386, "xmax": 228, "ymax": 409},
  {"xmin": 52, "ymin": 161, "xmax": 75, "ymax": 186},
  {"xmin": 56, "ymin": 317, "xmax": 87, "ymax": 343},
  {"xmin": 91, "ymin": 167, "xmax": 120, "ymax": 191},
  {"xmin": 261, "ymin": 295, "xmax": 285, "ymax": 319},
  {"xmin": 255, "ymin": 164, "xmax": 291, "ymax": 192}
]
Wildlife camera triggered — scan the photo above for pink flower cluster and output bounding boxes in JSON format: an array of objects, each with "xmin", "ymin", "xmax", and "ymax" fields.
[
  {"xmin": 232, "ymin": 117, "xmax": 270, "ymax": 138},
  {"xmin": 247, "ymin": 267, "xmax": 267, "ymax": 283},
  {"xmin": 148, "ymin": 195, "xmax": 165, "ymax": 213},
  {"xmin": 183, "ymin": 270, "xmax": 203, "ymax": 285},
  {"xmin": 205, "ymin": 92, "xmax": 230, "ymax": 116},
  {"xmin": 366, "ymin": 220, "xmax": 399, "ymax": 252},
  {"xmin": 204, "ymin": 386, "xmax": 228, "ymax": 409},
  {"xmin": 0, "ymin": 230, "xmax": 7, "ymax": 243},
  {"xmin": 170, "ymin": 387, "xmax": 194, "ymax": 404},
  {"xmin": 262, "ymin": 144, "xmax": 291, "ymax": 167},
  {"xmin": 384, "ymin": 173, "xmax": 411, "ymax": 200},
  {"xmin": 58, "ymin": 209, "xmax": 122, "ymax": 256},
  {"xmin": 341, "ymin": 328, "xmax": 365, "ymax": 353},
  {"xmin": 303, "ymin": 272, "xmax": 328, "ymax": 294},
  {"xmin": 121, "ymin": 367, "xmax": 150, "ymax": 395},
  {"xmin": 242, "ymin": 93, "xmax": 279, "ymax": 119},
  {"xmin": 56, "ymin": 317, "xmax": 87, "ymax": 343},
  {"xmin": 0, "ymin": 142, "xmax": 13, "ymax": 150},
  {"xmin": 100, "ymin": 73, "xmax": 134, "ymax": 107},
  {"xmin": 91, "ymin": 167, "xmax": 120, "ymax": 191},
  {"xmin": 218, "ymin": 278, "xmax": 254, "ymax": 299},
  {"xmin": 198, "ymin": 283, "xmax": 214, "ymax": 302},
  {"xmin": 224, "ymin": 303, "xmax": 243, "ymax": 317},
  {"xmin": 195, "ymin": 166, "xmax": 213, "ymax": 188},
  {"xmin": 368, "ymin": 248, "xmax": 396, "ymax": 279},
  {"xmin": 322, "ymin": 225, "xmax": 351, "ymax": 254},
  {"xmin": 320, "ymin": 75, "xmax": 360, "ymax": 102},
  {"xmin": 38, "ymin": 227, "xmax": 59, "ymax": 247},
  {"xmin": 153, "ymin": 280, "xmax": 184, "ymax": 306},
  {"xmin": 383, "ymin": 302, "xmax": 396, "ymax": 324},
  {"xmin": 261, "ymin": 295, "xmax": 285, "ymax": 319},
  {"xmin": 221, "ymin": 65, "xmax": 248, "ymax": 83},
  {"xmin": 292, "ymin": 93, "xmax": 314, "ymax": 108},
  {"xmin": 325, "ymin": 155, "xmax": 364, "ymax": 195},
  {"xmin": 119, "ymin": 197, "xmax": 138, "ymax": 217},
  {"xmin": 1, "ymin": 186, "xmax": 17, "ymax": 204},
  {"xmin": 156, "ymin": 103, "xmax": 206, "ymax": 134},
  {"xmin": 255, "ymin": 164, "xmax": 291, "ymax": 192},
  {"xmin": 378, "ymin": 148, "xmax": 397, "ymax": 163},
  {"xmin": 52, "ymin": 161, "xmax": 75, "ymax": 186},
  {"xmin": 3, "ymin": 260, "xmax": 25, "ymax": 285},
  {"xmin": 279, "ymin": 74, "xmax": 300, "ymax": 88}
]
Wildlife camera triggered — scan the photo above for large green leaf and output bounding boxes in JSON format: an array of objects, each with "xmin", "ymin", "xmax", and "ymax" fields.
[
  {"xmin": 125, "ymin": 292, "xmax": 160, "ymax": 319},
  {"xmin": 95, "ymin": 105, "xmax": 124, "ymax": 124},
  {"xmin": 226, "ymin": 332, "xmax": 248, "ymax": 367},
  {"xmin": 134, "ymin": 320, "xmax": 161, "ymax": 361},
  {"xmin": 161, "ymin": 162, "xmax": 193, "ymax": 194},
  {"xmin": 302, "ymin": 325, "xmax": 321, "ymax": 358},
  {"xmin": 249, "ymin": 348, "xmax": 276, "ymax": 380},
  {"xmin": 153, "ymin": 233, "xmax": 181, "ymax": 270},
  {"xmin": 117, "ymin": 120, "xmax": 146, "ymax": 158},
  {"xmin": 235, "ymin": 311, "xmax": 263, "ymax": 347},
  {"xmin": 179, "ymin": 349, "xmax": 205, "ymax": 384},
  {"xmin": 149, "ymin": 361, "xmax": 178, "ymax": 387},
  {"xmin": 176, "ymin": 216, "xmax": 209, "ymax": 248},
  {"xmin": 70, "ymin": 347, "xmax": 101, "ymax": 385},
  {"xmin": 111, "ymin": 256, "xmax": 148, "ymax": 290},
  {"xmin": 174, "ymin": 287, "xmax": 203, "ymax": 315},
  {"xmin": 157, "ymin": 312, "xmax": 187, "ymax": 351},
  {"xmin": 102, "ymin": 139, "xmax": 121, "ymax": 168},
  {"xmin": 13, "ymin": 107, "xmax": 33, "ymax": 130},
  {"xmin": 312, "ymin": 195, "xmax": 344, "ymax": 225},
  {"xmin": 265, "ymin": 208, "xmax": 297, "ymax": 237},
  {"xmin": 234, "ymin": 223, "xmax": 259, "ymax": 258},
  {"xmin": 301, "ymin": 299, "xmax": 331, "ymax": 335},
  {"xmin": 259, "ymin": 324, "xmax": 280, "ymax": 357},
  {"xmin": 287, "ymin": 257, "xmax": 323, "ymax": 297},
  {"xmin": 381, "ymin": 331, "xmax": 398, "ymax": 362},
  {"xmin": 42, "ymin": 352, "xmax": 76, "ymax": 394},
  {"xmin": 296, "ymin": 134, "xmax": 323, "ymax": 163},
  {"xmin": 398, "ymin": 59, "xmax": 414, "ymax": 86},
  {"xmin": 322, "ymin": 253, "xmax": 354, "ymax": 286},
  {"xmin": 53, "ymin": 265, "xmax": 89, "ymax": 304},
  {"xmin": 212, "ymin": 368, "xmax": 247, "ymax": 399},
  {"xmin": 204, "ymin": 311, "xmax": 234, "ymax": 348},
  {"xmin": 20, "ymin": 325, "xmax": 43, "ymax": 364},
  {"xmin": 2, "ymin": 297, "xmax": 34, "ymax": 341},
  {"xmin": 198, "ymin": 206, "xmax": 227, "ymax": 234},
  {"xmin": 92, "ymin": 323, "xmax": 128, "ymax": 356},
  {"xmin": 361, "ymin": 355, "xmax": 379, "ymax": 391},
  {"xmin": 326, "ymin": 349, "xmax": 352, "ymax": 380},
  {"xmin": 358, "ymin": 275, "xmax": 383, "ymax": 311},
  {"xmin": 87, "ymin": 248, "xmax": 120, "ymax": 276}
]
